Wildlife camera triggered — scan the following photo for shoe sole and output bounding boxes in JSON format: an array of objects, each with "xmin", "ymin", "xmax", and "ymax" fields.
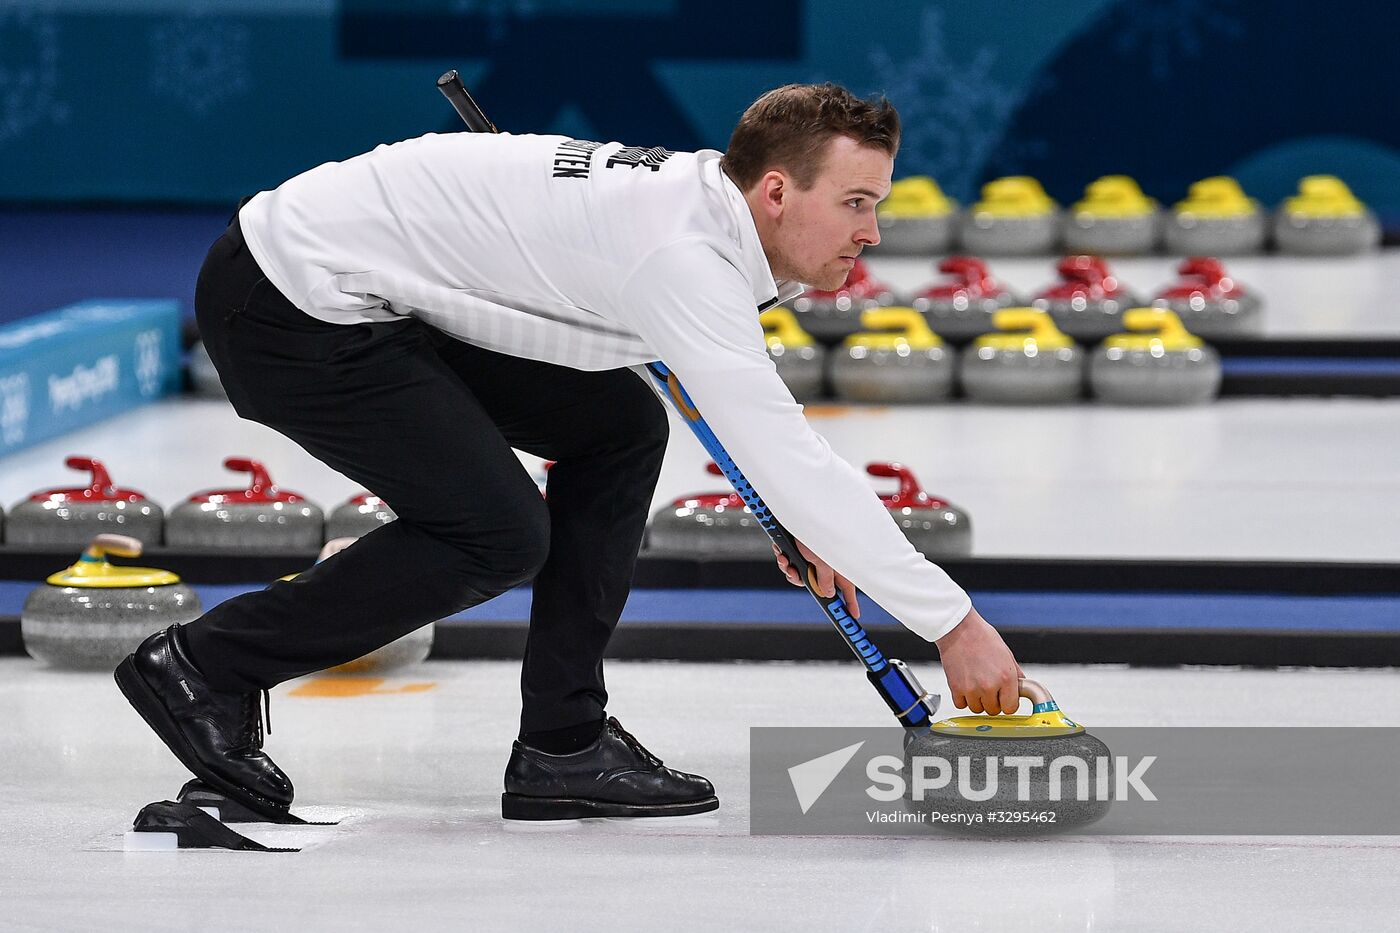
[
  {"xmin": 500, "ymin": 792, "xmax": 719, "ymax": 821},
  {"xmin": 114, "ymin": 656, "xmax": 292, "ymax": 823}
]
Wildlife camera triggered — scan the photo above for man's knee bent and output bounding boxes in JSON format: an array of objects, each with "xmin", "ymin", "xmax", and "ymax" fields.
[{"xmin": 438, "ymin": 499, "xmax": 550, "ymax": 596}]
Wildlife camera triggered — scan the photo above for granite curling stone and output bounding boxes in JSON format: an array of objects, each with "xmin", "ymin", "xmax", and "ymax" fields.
[
  {"xmin": 7, "ymin": 456, "xmax": 164, "ymax": 548},
  {"xmin": 1089, "ymin": 308, "xmax": 1221, "ymax": 405},
  {"xmin": 1062, "ymin": 175, "xmax": 1160, "ymax": 256},
  {"xmin": 759, "ymin": 306, "xmax": 827, "ymax": 402},
  {"xmin": 21, "ymin": 534, "xmax": 201, "ymax": 670},
  {"xmin": 958, "ymin": 176, "xmax": 1061, "ymax": 256},
  {"xmin": 1151, "ymin": 256, "xmax": 1264, "ymax": 339},
  {"xmin": 165, "ymin": 457, "xmax": 324, "ymax": 550},
  {"xmin": 959, "ymin": 309, "xmax": 1084, "ymax": 404},
  {"xmin": 902, "ymin": 679, "xmax": 1111, "ymax": 836},
  {"xmin": 326, "ymin": 492, "xmax": 398, "ymax": 541},
  {"xmin": 1163, "ymin": 176, "xmax": 1266, "ymax": 256},
  {"xmin": 644, "ymin": 462, "xmax": 773, "ymax": 559},
  {"xmin": 830, "ymin": 307, "xmax": 954, "ymax": 403},
  {"xmin": 790, "ymin": 258, "xmax": 899, "ymax": 344},
  {"xmin": 910, "ymin": 256, "xmax": 1020, "ymax": 341},
  {"xmin": 280, "ymin": 538, "xmax": 432, "ymax": 673},
  {"xmin": 1031, "ymin": 254, "xmax": 1140, "ymax": 342},
  {"xmin": 867, "ymin": 462, "xmax": 971, "ymax": 557},
  {"xmin": 1272, "ymin": 175, "xmax": 1381, "ymax": 255},
  {"xmin": 870, "ymin": 175, "xmax": 958, "ymax": 256}
]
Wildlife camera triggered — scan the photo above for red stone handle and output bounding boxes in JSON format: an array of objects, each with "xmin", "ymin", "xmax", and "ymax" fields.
[
  {"xmin": 1178, "ymin": 256, "xmax": 1226, "ymax": 285},
  {"xmin": 1057, "ymin": 254, "xmax": 1108, "ymax": 284},
  {"xmin": 939, "ymin": 255, "xmax": 990, "ymax": 285},
  {"xmin": 223, "ymin": 457, "xmax": 275, "ymax": 493},
  {"xmin": 64, "ymin": 456, "xmax": 114, "ymax": 494},
  {"xmin": 866, "ymin": 461, "xmax": 924, "ymax": 504}
]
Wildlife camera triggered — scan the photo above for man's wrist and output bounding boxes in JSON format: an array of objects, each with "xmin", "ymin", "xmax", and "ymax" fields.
[{"xmin": 935, "ymin": 605, "xmax": 982, "ymax": 650}]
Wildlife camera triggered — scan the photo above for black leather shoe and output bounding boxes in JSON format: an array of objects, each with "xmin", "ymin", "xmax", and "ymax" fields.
[
  {"xmin": 115, "ymin": 625, "xmax": 293, "ymax": 819},
  {"xmin": 502, "ymin": 716, "xmax": 718, "ymax": 820}
]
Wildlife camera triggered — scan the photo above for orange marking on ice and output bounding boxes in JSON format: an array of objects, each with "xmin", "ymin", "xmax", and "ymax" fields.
[{"xmin": 289, "ymin": 677, "xmax": 438, "ymax": 698}]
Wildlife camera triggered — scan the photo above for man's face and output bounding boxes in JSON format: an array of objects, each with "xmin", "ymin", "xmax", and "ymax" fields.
[{"xmin": 761, "ymin": 135, "xmax": 893, "ymax": 291}]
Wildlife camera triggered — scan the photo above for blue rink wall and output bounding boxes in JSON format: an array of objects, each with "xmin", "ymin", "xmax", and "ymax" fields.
[
  {"xmin": 1, "ymin": 0, "xmax": 1398, "ymax": 222},
  {"xmin": 0, "ymin": 300, "xmax": 184, "ymax": 457}
]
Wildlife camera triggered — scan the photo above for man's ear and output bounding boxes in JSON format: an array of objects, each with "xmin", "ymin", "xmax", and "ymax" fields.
[{"xmin": 758, "ymin": 170, "xmax": 787, "ymax": 220}]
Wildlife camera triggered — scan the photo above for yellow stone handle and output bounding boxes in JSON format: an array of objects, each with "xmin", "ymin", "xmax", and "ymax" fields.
[
  {"xmin": 84, "ymin": 534, "xmax": 143, "ymax": 561},
  {"xmin": 860, "ymin": 307, "xmax": 937, "ymax": 340},
  {"xmin": 978, "ymin": 175, "xmax": 1054, "ymax": 214},
  {"xmin": 759, "ymin": 307, "xmax": 815, "ymax": 347},
  {"xmin": 1018, "ymin": 678, "xmax": 1077, "ymax": 727},
  {"xmin": 846, "ymin": 307, "xmax": 942, "ymax": 349},
  {"xmin": 991, "ymin": 308, "xmax": 1060, "ymax": 339},
  {"xmin": 1085, "ymin": 174, "xmax": 1143, "ymax": 200},
  {"xmin": 1178, "ymin": 176, "xmax": 1255, "ymax": 215},
  {"xmin": 881, "ymin": 176, "xmax": 953, "ymax": 216},
  {"xmin": 50, "ymin": 533, "xmax": 178, "ymax": 588},
  {"xmin": 1285, "ymin": 175, "xmax": 1366, "ymax": 217},
  {"xmin": 1121, "ymin": 307, "xmax": 1188, "ymax": 338},
  {"xmin": 1019, "ymin": 678, "xmax": 1052, "ymax": 705}
]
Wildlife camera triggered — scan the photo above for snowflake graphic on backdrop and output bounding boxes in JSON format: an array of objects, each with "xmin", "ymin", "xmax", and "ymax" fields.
[
  {"xmin": 867, "ymin": 8, "xmax": 1025, "ymax": 203},
  {"xmin": 450, "ymin": 0, "xmax": 539, "ymax": 44},
  {"xmin": 134, "ymin": 330, "xmax": 164, "ymax": 398},
  {"xmin": 149, "ymin": 14, "xmax": 252, "ymax": 116},
  {"xmin": 1111, "ymin": 0, "xmax": 1244, "ymax": 81},
  {"xmin": 0, "ymin": 374, "xmax": 31, "ymax": 448},
  {"xmin": 0, "ymin": 10, "xmax": 66, "ymax": 145}
]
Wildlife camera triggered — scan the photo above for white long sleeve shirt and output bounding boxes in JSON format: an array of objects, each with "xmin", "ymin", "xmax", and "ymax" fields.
[{"xmin": 239, "ymin": 131, "xmax": 972, "ymax": 641}]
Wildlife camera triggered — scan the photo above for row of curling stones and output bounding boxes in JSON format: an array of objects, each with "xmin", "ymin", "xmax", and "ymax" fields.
[
  {"xmin": 872, "ymin": 173, "xmax": 1380, "ymax": 257},
  {"xmin": 961, "ymin": 308, "xmax": 1221, "ymax": 405},
  {"xmin": 763, "ymin": 306, "xmax": 954, "ymax": 404},
  {"xmin": 644, "ymin": 461, "xmax": 970, "ymax": 558},
  {"xmin": 793, "ymin": 254, "xmax": 1260, "ymax": 345},
  {"xmin": 771, "ymin": 306, "xmax": 1221, "ymax": 406},
  {"xmin": 4, "ymin": 455, "xmax": 388, "ymax": 547},
  {"xmin": 4, "ymin": 456, "xmax": 548, "ymax": 546},
  {"xmin": 901, "ymin": 679, "xmax": 1110, "ymax": 835},
  {"xmin": 20, "ymin": 534, "xmax": 429, "ymax": 672}
]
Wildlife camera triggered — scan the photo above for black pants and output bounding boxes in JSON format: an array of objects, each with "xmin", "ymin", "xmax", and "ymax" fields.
[{"xmin": 183, "ymin": 212, "xmax": 669, "ymax": 733}]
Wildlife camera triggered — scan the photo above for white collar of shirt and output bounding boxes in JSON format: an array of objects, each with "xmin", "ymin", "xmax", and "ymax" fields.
[{"xmin": 713, "ymin": 161, "xmax": 807, "ymax": 312}]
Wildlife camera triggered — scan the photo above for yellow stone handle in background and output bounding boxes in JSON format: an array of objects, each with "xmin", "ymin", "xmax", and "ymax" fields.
[
  {"xmin": 1074, "ymin": 174, "xmax": 1156, "ymax": 216},
  {"xmin": 879, "ymin": 175, "xmax": 955, "ymax": 217},
  {"xmin": 1284, "ymin": 174, "xmax": 1366, "ymax": 218},
  {"xmin": 1122, "ymin": 307, "xmax": 1185, "ymax": 336},
  {"xmin": 759, "ymin": 307, "xmax": 816, "ymax": 348},
  {"xmin": 846, "ymin": 306, "xmax": 943, "ymax": 349},
  {"xmin": 992, "ymin": 308, "xmax": 1060, "ymax": 337},
  {"xmin": 975, "ymin": 175, "xmax": 1055, "ymax": 215},
  {"xmin": 972, "ymin": 308, "xmax": 1076, "ymax": 352},
  {"xmin": 85, "ymin": 534, "xmax": 143, "ymax": 561},
  {"xmin": 1175, "ymin": 175, "xmax": 1257, "ymax": 217},
  {"xmin": 47, "ymin": 533, "xmax": 179, "ymax": 588},
  {"xmin": 1105, "ymin": 307, "xmax": 1205, "ymax": 351}
]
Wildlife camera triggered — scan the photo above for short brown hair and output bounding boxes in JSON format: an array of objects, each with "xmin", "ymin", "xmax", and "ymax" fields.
[{"xmin": 720, "ymin": 83, "xmax": 900, "ymax": 191}]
